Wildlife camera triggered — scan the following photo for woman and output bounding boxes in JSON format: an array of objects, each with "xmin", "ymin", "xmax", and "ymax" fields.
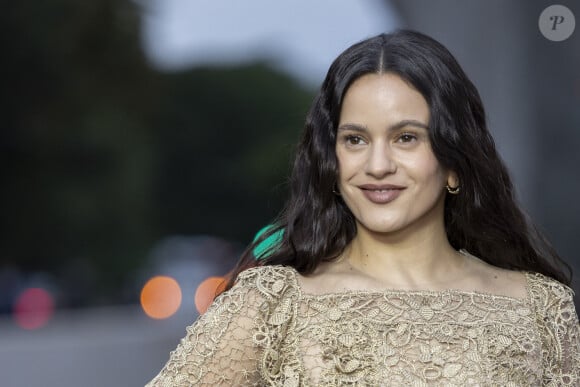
[{"xmin": 146, "ymin": 30, "xmax": 579, "ymax": 386}]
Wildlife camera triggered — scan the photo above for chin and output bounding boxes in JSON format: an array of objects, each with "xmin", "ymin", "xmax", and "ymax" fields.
[{"xmin": 357, "ymin": 219, "xmax": 404, "ymax": 235}]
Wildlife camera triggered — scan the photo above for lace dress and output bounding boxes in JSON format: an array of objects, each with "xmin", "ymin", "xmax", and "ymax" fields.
[{"xmin": 146, "ymin": 265, "xmax": 580, "ymax": 386}]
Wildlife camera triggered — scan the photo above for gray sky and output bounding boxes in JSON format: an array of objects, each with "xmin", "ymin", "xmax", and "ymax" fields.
[{"xmin": 141, "ymin": 0, "xmax": 400, "ymax": 85}]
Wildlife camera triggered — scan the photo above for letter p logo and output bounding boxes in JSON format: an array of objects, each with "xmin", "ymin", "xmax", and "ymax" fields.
[
  {"xmin": 550, "ymin": 15, "xmax": 565, "ymax": 30},
  {"xmin": 539, "ymin": 5, "xmax": 576, "ymax": 41}
]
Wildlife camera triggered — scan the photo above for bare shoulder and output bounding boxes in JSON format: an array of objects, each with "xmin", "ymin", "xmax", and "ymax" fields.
[
  {"xmin": 293, "ymin": 262, "xmax": 340, "ymax": 295},
  {"xmin": 461, "ymin": 251, "xmax": 529, "ymax": 299},
  {"xmin": 295, "ymin": 260, "xmax": 369, "ymax": 295},
  {"xmin": 461, "ymin": 251, "xmax": 575, "ymax": 303}
]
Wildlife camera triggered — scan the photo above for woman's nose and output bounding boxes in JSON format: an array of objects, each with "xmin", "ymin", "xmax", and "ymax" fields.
[{"xmin": 364, "ymin": 143, "xmax": 396, "ymax": 178}]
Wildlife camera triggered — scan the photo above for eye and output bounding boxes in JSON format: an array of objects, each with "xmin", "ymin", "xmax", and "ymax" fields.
[
  {"xmin": 343, "ymin": 134, "xmax": 367, "ymax": 146},
  {"xmin": 396, "ymin": 133, "xmax": 418, "ymax": 143}
]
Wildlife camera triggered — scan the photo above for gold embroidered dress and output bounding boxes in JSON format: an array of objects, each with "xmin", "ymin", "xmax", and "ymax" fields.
[{"xmin": 146, "ymin": 265, "xmax": 580, "ymax": 386}]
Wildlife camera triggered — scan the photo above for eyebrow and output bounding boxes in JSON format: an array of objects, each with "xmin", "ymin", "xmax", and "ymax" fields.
[{"xmin": 337, "ymin": 119, "xmax": 429, "ymax": 133}]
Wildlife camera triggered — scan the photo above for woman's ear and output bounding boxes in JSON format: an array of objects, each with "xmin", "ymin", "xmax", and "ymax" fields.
[{"xmin": 446, "ymin": 171, "xmax": 459, "ymax": 189}]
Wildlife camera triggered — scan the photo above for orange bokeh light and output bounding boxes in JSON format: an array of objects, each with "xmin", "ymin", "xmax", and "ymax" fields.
[
  {"xmin": 141, "ymin": 276, "xmax": 182, "ymax": 319},
  {"xmin": 194, "ymin": 276, "xmax": 227, "ymax": 315},
  {"xmin": 14, "ymin": 287, "xmax": 55, "ymax": 330}
]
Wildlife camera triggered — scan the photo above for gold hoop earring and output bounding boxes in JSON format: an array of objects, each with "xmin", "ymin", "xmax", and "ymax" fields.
[{"xmin": 446, "ymin": 184, "xmax": 460, "ymax": 194}]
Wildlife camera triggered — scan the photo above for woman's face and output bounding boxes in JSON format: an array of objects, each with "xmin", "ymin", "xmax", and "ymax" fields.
[{"xmin": 336, "ymin": 73, "xmax": 455, "ymax": 236}]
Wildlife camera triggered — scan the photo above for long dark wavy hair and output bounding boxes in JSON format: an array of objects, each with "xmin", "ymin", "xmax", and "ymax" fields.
[{"xmin": 225, "ymin": 29, "xmax": 571, "ymax": 290}]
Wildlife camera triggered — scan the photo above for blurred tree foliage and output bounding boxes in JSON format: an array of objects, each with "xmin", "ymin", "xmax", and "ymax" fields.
[
  {"xmin": 0, "ymin": 1, "xmax": 313, "ymax": 307},
  {"xmin": 155, "ymin": 67, "xmax": 309, "ymax": 238}
]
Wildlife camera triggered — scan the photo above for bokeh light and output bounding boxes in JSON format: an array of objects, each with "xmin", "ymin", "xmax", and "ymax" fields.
[
  {"xmin": 13, "ymin": 288, "xmax": 55, "ymax": 330},
  {"xmin": 141, "ymin": 276, "xmax": 182, "ymax": 319},
  {"xmin": 194, "ymin": 276, "xmax": 227, "ymax": 315}
]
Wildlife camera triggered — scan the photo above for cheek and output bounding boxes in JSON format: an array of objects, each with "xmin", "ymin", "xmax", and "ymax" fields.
[
  {"xmin": 336, "ymin": 149, "xmax": 365, "ymax": 180},
  {"xmin": 335, "ymin": 149, "xmax": 349, "ymax": 179},
  {"xmin": 400, "ymin": 148, "xmax": 445, "ymax": 182},
  {"xmin": 424, "ymin": 164, "xmax": 447, "ymax": 187}
]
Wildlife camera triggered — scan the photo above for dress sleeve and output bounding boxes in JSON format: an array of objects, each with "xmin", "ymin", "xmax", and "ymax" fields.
[
  {"xmin": 145, "ymin": 270, "xmax": 265, "ymax": 386},
  {"xmin": 530, "ymin": 274, "xmax": 580, "ymax": 386}
]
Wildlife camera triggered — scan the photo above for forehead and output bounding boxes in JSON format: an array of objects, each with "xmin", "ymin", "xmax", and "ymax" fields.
[{"xmin": 339, "ymin": 73, "xmax": 429, "ymax": 126}]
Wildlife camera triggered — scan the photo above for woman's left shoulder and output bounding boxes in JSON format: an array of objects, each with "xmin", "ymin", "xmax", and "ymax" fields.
[{"xmin": 524, "ymin": 272, "xmax": 576, "ymax": 313}]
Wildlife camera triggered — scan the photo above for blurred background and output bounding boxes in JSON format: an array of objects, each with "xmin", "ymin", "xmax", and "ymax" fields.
[{"xmin": 1, "ymin": 0, "xmax": 578, "ymax": 386}]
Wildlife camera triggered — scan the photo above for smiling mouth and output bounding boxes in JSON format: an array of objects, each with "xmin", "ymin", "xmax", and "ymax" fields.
[{"xmin": 359, "ymin": 186, "xmax": 405, "ymax": 204}]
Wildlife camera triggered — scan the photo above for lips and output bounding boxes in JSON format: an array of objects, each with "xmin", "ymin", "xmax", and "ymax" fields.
[{"xmin": 358, "ymin": 184, "xmax": 405, "ymax": 204}]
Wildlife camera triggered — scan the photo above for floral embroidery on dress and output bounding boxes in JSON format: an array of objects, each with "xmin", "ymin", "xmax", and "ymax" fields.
[{"xmin": 146, "ymin": 266, "xmax": 580, "ymax": 386}]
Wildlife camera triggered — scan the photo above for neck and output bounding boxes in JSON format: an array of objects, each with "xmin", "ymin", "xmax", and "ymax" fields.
[{"xmin": 343, "ymin": 215, "xmax": 463, "ymax": 288}]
